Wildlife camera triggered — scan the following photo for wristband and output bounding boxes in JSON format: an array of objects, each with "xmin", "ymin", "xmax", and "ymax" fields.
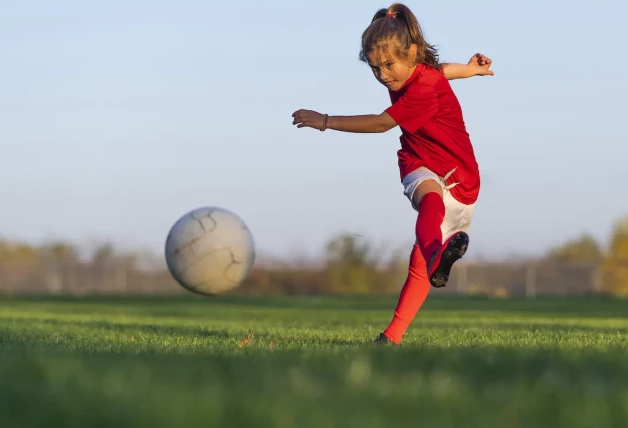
[{"xmin": 321, "ymin": 114, "xmax": 328, "ymax": 131}]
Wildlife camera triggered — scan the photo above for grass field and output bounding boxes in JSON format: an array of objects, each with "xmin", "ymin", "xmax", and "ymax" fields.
[{"xmin": 1, "ymin": 294, "xmax": 628, "ymax": 428}]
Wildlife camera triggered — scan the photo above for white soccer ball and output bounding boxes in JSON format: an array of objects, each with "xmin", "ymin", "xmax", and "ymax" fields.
[{"xmin": 164, "ymin": 207, "xmax": 255, "ymax": 296}]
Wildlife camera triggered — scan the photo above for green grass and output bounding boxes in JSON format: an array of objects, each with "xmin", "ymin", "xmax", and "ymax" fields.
[{"xmin": 1, "ymin": 294, "xmax": 628, "ymax": 428}]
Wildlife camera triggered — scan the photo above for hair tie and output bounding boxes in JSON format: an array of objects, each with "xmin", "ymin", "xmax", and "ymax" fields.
[{"xmin": 386, "ymin": 13, "xmax": 396, "ymax": 17}]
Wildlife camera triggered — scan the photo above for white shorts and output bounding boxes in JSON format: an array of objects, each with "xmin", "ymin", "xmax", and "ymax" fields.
[{"xmin": 402, "ymin": 167, "xmax": 475, "ymax": 243}]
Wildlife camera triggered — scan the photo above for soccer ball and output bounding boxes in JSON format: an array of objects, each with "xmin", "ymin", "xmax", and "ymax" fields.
[{"xmin": 164, "ymin": 207, "xmax": 255, "ymax": 296}]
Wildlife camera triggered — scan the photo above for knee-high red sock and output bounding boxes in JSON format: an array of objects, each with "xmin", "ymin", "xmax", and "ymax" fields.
[
  {"xmin": 383, "ymin": 244, "xmax": 430, "ymax": 344},
  {"xmin": 415, "ymin": 192, "xmax": 445, "ymax": 262}
]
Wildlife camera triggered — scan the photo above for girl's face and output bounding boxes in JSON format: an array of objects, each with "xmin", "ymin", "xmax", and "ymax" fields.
[{"xmin": 366, "ymin": 44, "xmax": 417, "ymax": 92}]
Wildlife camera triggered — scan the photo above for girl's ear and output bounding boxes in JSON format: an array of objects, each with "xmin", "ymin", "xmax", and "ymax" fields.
[{"xmin": 408, "ymin": 43, "xmax": 418, "ymax": 63}]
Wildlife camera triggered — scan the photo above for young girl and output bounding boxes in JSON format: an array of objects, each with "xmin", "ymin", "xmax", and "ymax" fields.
[{"xmin": 292, "ymin": 3, "xmax": 493, "ymax": 345}]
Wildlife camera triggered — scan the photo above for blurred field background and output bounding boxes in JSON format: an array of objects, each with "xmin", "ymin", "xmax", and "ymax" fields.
[{"xmin": 1, "ymin": 216, "xmax": 627, "ymax": 298}]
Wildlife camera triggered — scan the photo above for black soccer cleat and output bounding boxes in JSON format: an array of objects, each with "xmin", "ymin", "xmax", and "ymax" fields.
[
  {"xmin": 373, "ymin": 333, "xmax": 397, "ymax": 345},
  {"xmin": 427, "ymin": 232, "xmax": 469, "ymax": 288}
]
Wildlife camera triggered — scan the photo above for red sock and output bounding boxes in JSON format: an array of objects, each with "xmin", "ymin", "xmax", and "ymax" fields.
[
  {"xmin": 383, "ymin": 244, "xmax": 430, "ymax": 344},
  {"xmin": 415, "ymin": 192, "xmax": 445, "ymax": 262}
]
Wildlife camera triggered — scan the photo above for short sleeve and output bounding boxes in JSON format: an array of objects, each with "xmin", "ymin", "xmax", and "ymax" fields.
[{"xmin": 385, "ymin": 84, "xmax": 438, "ymax": 134}]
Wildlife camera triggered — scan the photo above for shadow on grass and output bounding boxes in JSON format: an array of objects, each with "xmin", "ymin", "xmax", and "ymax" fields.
[{"xmin": 1, "ymin": 338, "xmax": 627, "ymax": 383}]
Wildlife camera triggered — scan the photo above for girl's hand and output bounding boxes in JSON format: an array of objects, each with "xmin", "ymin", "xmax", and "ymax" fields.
[
  {"xmin": 292, "ymin": 109, "xmax": 325, "ymax": 130},
  {"xmin": 468, "ymin": 53, "xmax": 494, "ymax": 76}
]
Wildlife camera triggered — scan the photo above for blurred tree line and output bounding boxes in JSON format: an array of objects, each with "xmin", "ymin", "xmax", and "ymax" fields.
[{"xmin": 0, "ymin": 217, "xmax": 627, "ymax": 297}]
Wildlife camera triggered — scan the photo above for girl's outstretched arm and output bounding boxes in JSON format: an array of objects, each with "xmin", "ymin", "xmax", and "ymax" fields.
[
  {"xmin": 442, "ymin": 53, "xmax": 494, "ymax": 80},
  {"xmin": 292, "ymin": 110, "xmax": 397, "ymax": 133}
]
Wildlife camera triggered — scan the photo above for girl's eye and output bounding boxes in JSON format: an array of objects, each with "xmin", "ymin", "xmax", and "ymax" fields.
[{"xmin": 386, "ymin": 62, "xmax": 393, "ymax": 68}]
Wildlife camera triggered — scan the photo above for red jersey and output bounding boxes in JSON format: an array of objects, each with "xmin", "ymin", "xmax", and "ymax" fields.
[{"xmin": 384, "ymin": 64, "xmax": 480, "ymax": 205}]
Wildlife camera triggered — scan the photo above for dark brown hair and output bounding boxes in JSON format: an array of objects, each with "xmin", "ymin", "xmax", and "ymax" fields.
[{"xmin": 359, "ymin": 3, "xmax": 440, "ymax": 69}]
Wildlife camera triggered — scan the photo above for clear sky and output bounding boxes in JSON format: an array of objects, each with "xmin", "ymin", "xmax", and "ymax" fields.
[{"xmin": 1, "ymin": 0, "xmax": 627, "ymax": 262}]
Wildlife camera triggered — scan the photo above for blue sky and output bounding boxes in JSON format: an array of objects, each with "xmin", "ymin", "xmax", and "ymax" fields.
[{"xmin": 1, "ymin": 0, "xmax": 627, "ymax": 261}]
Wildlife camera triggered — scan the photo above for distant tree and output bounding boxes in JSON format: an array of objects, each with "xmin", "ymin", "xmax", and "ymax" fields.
[
  {"xmin": 91, "ymin": 243, "xmax": 116, "ymax": 267},
  {"xmin": 599, "ymin": 218, "xmax": 628, "ymax": 296},
  {"xmin": 324, "ymin": 233, "xmax": 379, "ymax": 293},
  {"xmin": 0, "ymin": 240, "xmax": 39, "ymax": 261},
  {"xmin": 547, "ymin": 234, "xmax": 602, "ymax": 264},
  {"xmin": 42, "ymin": 242, "xmax": 79, "ymax": 263},
  {"xmin": 326, "ymin": 234, "xmax": 374, "ymax": 267}
]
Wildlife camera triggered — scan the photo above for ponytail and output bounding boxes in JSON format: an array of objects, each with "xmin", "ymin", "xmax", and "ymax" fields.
[{"xmin": 360, "ymin": 3, "xmax": 440, "ymax": 70}]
